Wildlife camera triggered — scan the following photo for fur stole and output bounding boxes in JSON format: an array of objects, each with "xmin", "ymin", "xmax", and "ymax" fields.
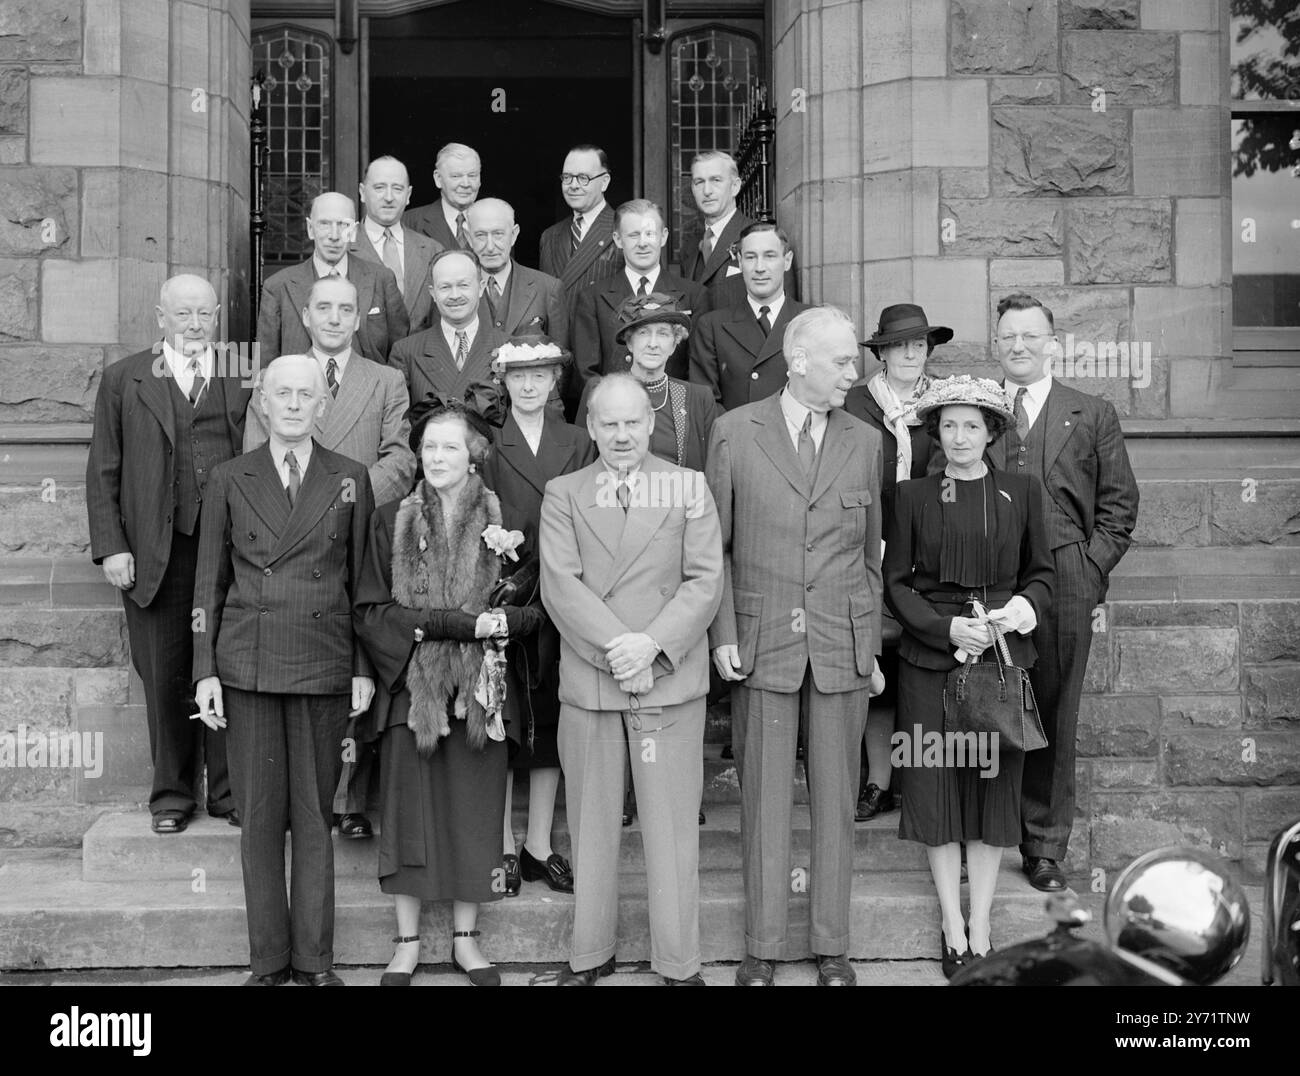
[{"xmin": 390, "ymin": 476, "xmax": 502, "ymax": 754}]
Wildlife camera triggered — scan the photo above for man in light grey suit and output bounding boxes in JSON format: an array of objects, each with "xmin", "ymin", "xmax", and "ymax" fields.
[
  {"xmin": 351, "ymin": 156, "xmax": 444, "ymax": 333},
  {"xmin": 245, "ymin": 276, "xmax": 414, "ymax": 839},
  {"xmin": 540, "ymin": 374, "xmax": 723, "ymax": 986},
  {"xmin": 707, "ymin": 306, "xmax": 884, "ymax": 987}
]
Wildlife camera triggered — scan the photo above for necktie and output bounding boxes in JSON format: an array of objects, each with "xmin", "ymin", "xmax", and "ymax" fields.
[
  {"xmin": 327, "ymin": 267, "xmax": 340, "ymax": 278},
  {"xmin": 455, "ymin": 212, "xmax": 468, "ymax": 249},
  {"xmin": 797, "ymin": 412, "xmax": 816, "ymax": 475},
  {"xmin": 616, "ymin": 480, "xmax": 631, "ymax": 513},
  {"xmin": 454, "ymin": 330, "xmax": 468, "ymax": 370},
  {"xmin": 186, "ymin": 358, "xmax": 206, "ymax": 408},
  {"xmin": 486, "ymin": 275, "xmax": 503, "ymax": 321},
  {"xmin": 699, "ymin": 228, "xmax": 713, "ymax": 271},
  {"xmin": 285, "ymin": 450, "xmax": 301, "ymax": 507},
  {"xmin": 1013, "ymin": 386, "xmax": 1029, "ymax": 439},
  {"xmin": 381, "ymin": 227, "xmax": 402, "ymax": 279},
  {"xmin": 758, "ymin": 305, "xmax": 772, "ymax": 337},
  {"xmin": 571, "ymin": 213, "xmax": 584, "ymax": 253},
  {"xmin": 326, "ymin": 357, "xmax": 339, "ymax": 398},
  {"xmin": 637, "ymin": 275, "xmax": 649, "ymax": 297}
]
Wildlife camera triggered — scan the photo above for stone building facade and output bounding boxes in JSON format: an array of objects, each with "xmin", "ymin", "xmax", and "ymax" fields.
[{"xmin": 0, "ymin": 0, "xmax": 1296, "ymax": 891}]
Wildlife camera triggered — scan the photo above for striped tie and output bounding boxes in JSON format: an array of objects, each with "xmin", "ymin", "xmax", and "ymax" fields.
[
  {"xmin": 698, "ymin": 227, "xmax": 713, "ymax": 272},
  {"xmin": 381, "ymin": 227, "xmax": 402, "ymax": 279},
  {"xmin": 637, "ymin": 276, "xmax": 649, "ymax": 297},
  {"xmin": 285, "ymin": 449, "xmax": 301, "ymax": 507},
  {"xmin": 758, "ymin": 305, "xmax": 772, "ymax": 337},
  {"xmin": 326, "ymin": 357, "xmax": 339, "ymax": 398},
  {"xmin": 455, "ymin": 212, "xmax": 468, "ymax": 249},
  {"xmin": 571, "ymin": 213, "xmax": 583, "ymax": 253},
  {"xmin": 186, "ymin": 358, "xmax": 206, "ymax": 408},
  {"xmin": 454, "ymin": 330, "xmax": 468, "ymax": 371}
]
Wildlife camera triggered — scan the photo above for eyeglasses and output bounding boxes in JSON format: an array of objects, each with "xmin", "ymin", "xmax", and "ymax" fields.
[
  {"xmin": 560, "ymin": 172, "xmax": 609, "ymax": 188},
  {"xmin": 997, "ymin": 332, "xmax": 1050, "ymax": 346}
]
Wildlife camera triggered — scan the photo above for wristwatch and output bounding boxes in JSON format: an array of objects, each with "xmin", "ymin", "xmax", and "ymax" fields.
[{"xmin": 413, "ymin": 626, "xmax": 425, "ymax": 643}]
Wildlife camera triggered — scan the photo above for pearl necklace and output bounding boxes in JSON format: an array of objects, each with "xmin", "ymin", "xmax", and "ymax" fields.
[{"xmin": 641, "ymin": 373, "xmax": 669, "ymax": 412}]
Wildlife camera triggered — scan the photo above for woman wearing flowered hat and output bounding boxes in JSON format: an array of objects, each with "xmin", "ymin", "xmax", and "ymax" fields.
[
  {"xmin": 844, "ymin": 304, "xmax": 950, "ymax": 823},
  {"xmin": 882, "ymin": 375, "xmax": 1054, "ymax": 978},
  {"xmin": 354, "ymin": 387, "xmax": 546, "ymax": 986},
  {"xmin": 483, "ymin": 335, "xmax": 597, "ymax": 899}
]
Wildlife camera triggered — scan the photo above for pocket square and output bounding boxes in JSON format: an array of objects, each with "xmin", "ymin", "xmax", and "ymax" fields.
[
  {"xmin": 368, "ymin": 306, "xmax": 380, "ymax": 315},
  {"xmin": 528, "ymin": 315, "xmax": 543, "ymax": 325},
  {"xmin": 725, "ymin": 265, "xmax": 742, "ymax": 277}
]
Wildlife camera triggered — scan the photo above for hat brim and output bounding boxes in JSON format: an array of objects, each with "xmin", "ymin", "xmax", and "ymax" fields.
[
  {"xmin": 915, "ymin": 396, "xmax": 1014, "ymax": 422},
  {"xmin": 861, "ymin": 325, "xmax": 954, "ymax": 350},
  {"xmin": 490, "ymin": 348, "xmax": 572, "ymax": 376},
  {"xmin": 615, "ymin": 311, "xmax": 692, "ymax": 344}
]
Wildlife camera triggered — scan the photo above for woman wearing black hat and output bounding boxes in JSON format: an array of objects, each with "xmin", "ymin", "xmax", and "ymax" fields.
[
  {"xmin": 483, "ymin": 337, "xmax": 597, "ymax": 898},
  {"xmin": 844, "ymin": 304, "xmax": 950, "ymax": 822},
  {"xmin": 354, "ymin": 388, "xmax": 546, "ymax": 986}
]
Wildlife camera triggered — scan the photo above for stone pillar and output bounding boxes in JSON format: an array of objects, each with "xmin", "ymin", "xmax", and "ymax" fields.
[{"xmin": 0, "ymin": 0, "xmax": 251, "ymax": 426}]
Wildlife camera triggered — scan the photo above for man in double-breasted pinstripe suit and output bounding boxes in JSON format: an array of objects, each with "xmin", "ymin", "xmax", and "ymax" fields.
[
  {"xmin": 707, "ymin": 306, "xmax": 884, "ymax": 987},
  {"xmin": 192, "ymin": 354, "xmax": 375, "ymax": 987}
]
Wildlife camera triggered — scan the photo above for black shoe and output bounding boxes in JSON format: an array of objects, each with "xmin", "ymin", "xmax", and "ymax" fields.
[
  {"xmin": 557, "ymin": 955, "xmax": 615, "ymax": 986},
  {"xmin": 243, "ymin": 966, "xmax": 290, "ymax": 986},
  {"xmin": 940, "ymin": 923, "xmax": 973, "ymax": 980},
  {"xmin": 337, "ymin": 813, "xmax": 372, "ymax": 839},
  {"xmin": 151, "ymin": 810, "xmax": 190, "ymax": 834},
  {"xmin": 291, "ymin": 967, "xmax": 344, "ymax": 986},
  {"xmin": 720, "ymin": 743, "xmax": 734, "ymax": 760},
  {"xmin": 451, "ymin": 930, "xmax": 501, "ymax": 986},
  {"xmin": 502, "ymin": 853, "xmax": 522, "ymax": 896},
  {"xmin": 1022, "ymin": 855, "xmax": 1067, "ymax": 892},
  {"xmin": 664, "ymin": 972, "xmax": 706, "ymax": 985},
  {"xmin": 854, "ymin": 783, "xmax": 895, "ymax": 822},
  {"xmin": 734, "ymin": 955, "xmax": 775, "ymax": 986},
  {"xmin": 380, "ymin": 934, "xmax": 420, "ymax": 986},
  {"xmin": 815, "ymin": 954, "xmax": 856, "ymax": 986},
  {"xmin": 519, "ymin": 847, "xmax": 572, "ymax": 893},
  {"xmin": 698, "ymin": 810, "xmax": 706, "ymax": 825},
  {"xmin": 208, "ymin": 807, "xmax": 240, "ymax": 827}
]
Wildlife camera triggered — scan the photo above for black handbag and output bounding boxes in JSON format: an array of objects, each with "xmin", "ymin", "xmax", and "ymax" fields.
[
  {"xmin": 942, "ymin": 620, "xmax": 1047, "ymax": 753},
  {"xmin": 487, "ymin": 554, "xmax": 539, "ymax": 609}
]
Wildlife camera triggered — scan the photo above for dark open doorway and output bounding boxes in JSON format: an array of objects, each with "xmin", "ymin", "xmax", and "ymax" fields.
[{"xmin": 367, "ymin": 0, "xmax": 634, "ymax": 269}]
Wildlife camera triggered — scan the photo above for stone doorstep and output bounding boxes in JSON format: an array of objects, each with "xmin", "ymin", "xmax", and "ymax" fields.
[
  {"xmin": 81, "ymin": 805, "xmax": 934, "ymax": 883},
  {"xmin": 0, "ymin": 849, "xmax": 1062, "ymax": 969},
  {"xmin": 0, "ymin": 559, "xmax": 119, "ymax": 607}
]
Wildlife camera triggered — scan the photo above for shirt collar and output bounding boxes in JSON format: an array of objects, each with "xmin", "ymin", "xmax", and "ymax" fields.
[
  {"xmin": 1006, "ymin": 371, "xmax": 1053, "ymax": 406},
  {"xmin": 310, "ymin": 345, "xmax": 351, "ymax": 376},
  {"xmin": 704, "ymin": 206, "xmax": 737, "ymax": 243},
  {"xmin": 161, "ymin": 339, "xmax": 212, "ymax": 379},
  {"xmin": 625, "ymin": 264, "xmax": 661, "ymax": 294},
  {"xmin": 267, "ymin": 436, "xmax": 313, "ymax": 477},
  {"xmin": 442, "ymin": 316, "xmax": 479, "ymax": 351},
  {"xmin": 780, "ymin": 386, "xmax": 828, "ymax": 431},
  {"xmin": 443, "ymin": 200, "xmax": 467, "ymax": 235},
  {"xmin": 747, "ymin": 293, "xmax": 785, "ymax": 322},
  {"xmin": 577, "ymin": 200, "xmax": 607, "ymax": 228},
  {"xmin": 486, "ymin": 261, "xmax": 513, "ymax": 290},
  {"xmin": 364, "ymin": 217, "xmax": 402, "ymax": 247},
  {"xmin": 313, "ymin": 252, "xmax": 348, "ymax": 279}
]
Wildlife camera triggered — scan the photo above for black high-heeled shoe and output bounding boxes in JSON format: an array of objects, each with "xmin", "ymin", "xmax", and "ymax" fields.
[
  {"xmin": 502, "ymin": 853, "xmax": 521, "ymax": 897},
  {"xmin": 940, "ymin": 922, "xmax": 973, "ymax": 980},
  {"xmin": 452, "ymin": 930, "xmax": 501, "ymax": 987},
  {"xmin": 520, "ymin": 846, "xmax": 573, "ymax": 893},
  {"xmin": 379, "ymin": 934, "xmax": 419, "ymax": 986}
]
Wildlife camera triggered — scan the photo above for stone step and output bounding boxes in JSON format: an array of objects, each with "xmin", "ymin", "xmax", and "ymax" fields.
[
  {"xmin": 0, "ymin": 847, "xmax": 1058, "ymax": 969},
  {"xmin": 81, "ymin": 805, "xmax": 936, "ymax": 883}
]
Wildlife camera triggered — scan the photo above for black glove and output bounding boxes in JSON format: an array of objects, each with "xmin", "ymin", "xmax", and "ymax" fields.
[
  {"xmin": 420, "ymin": 609, "xmax": 480, "ymax": 641},
  {"xmin": 503, "ymin": 604, "xmax": 543, "ymax": 637}
]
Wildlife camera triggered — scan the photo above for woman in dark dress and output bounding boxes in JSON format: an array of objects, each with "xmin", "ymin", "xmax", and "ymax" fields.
[
  {"xmin": 483, "ymin": 336, "xmax": 597, "ymax": 897},
  {"xmin": 844, "ymin": 304, "xmax": 950, "ymax": 823},
  {"xmin": 354, "ymin": 394, "xmax": 545, "ymax": 987},
  {"xmin": 883, "ymin": 376, "xmax": 1053, "ymax": 979}
]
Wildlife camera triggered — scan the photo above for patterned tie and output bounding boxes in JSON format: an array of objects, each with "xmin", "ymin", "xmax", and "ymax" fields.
[
  {"xmin": 381, "ymin": 227, "xmax": 402, "ymax": 279},
  {"xmin": 1013, "ymin": 386, "xmax": 1029, "ymax": 439},
  {"xmin": 455, "ymin": 212, "xmax": 468, "ymax": 249},
  {"xmin": 616, "ymin": 480, "xmax": 631, "ymax": 513},
  {"xmin": 186, "ymin": 357, "xmax": 206, "ymax": 408},
  {"xmin": 797, "ymin": 412, "xmax": 816, "ymax": 475},
  {"xmin": 285, "ymin": 449, "xmax": 301, "ymax": 507},
  {"xmin": 698, "ymin": 227, "xmax": 713, "ymax": 272},
  {"xmin": 571, "ymin": 212, "xmax": 584, "ymax": 253},
  {"xmin": 325, "ymin": 357, "xmax": 339, "ymax": 398},
  {"xmin": 454, "ymin": 330, "xmax": 468, "ymax": 371},
  {"xmin": 758, "ymin": 305, "xmax": 772, "ymax": 337},
  {"xmin": 637, "ymin": 275, "xmax": 649, "ymax": 297}
]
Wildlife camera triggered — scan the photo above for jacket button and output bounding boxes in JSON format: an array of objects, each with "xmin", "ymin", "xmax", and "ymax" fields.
[
  {"xmin": 264, "ymin": 568, "xmax": 272, "ymax": 576},
  {"xmin": 311, "ymin": 610, "xmax": 321, "ymax": 619},
  {"xmin": 248, "ymin": 532, "xmax": 256, "ymax": 540},
  {"xmin": 807, "ymin": 505, "xmax": 814, "ymax": 513},
  {"xmin": 751, "ymin": 372, "xmax": 759, "ymax": 380},
  {"xmin": 259, "ymin": 607, "xmax": 268, "ymax": 614},
  {"xmin": 806, "ymin": 583, "xmax": 814, "ymax": 592},
  {"xmin": 806, "ymin": 543, "xmax": 814, "ymax": 552},
  {"xmin": 312, "ymin": 569, "xmax": 322, "ymax": 579},
  {"xmin": 328, "ymin": 532, "xmax": 337, "ymax": 540}
]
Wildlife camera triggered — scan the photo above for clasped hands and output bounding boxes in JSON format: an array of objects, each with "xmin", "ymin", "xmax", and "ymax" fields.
[{"xmin": 604, "ymin": 632, "xmax": 659, "ymax": 695}]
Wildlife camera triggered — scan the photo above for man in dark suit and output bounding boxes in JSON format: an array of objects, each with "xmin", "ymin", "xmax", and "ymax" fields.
[
  {"xmin": 689, "ymin": 222, "xmax": 809, "ymax": 410},
  {"xmin": 538, "ymin": 145, "xmax": 621, "ymax": 306},
  {"xmin": 401, "ymin": 142, "xmax": 480, "ymax": 251},
  {"xmin": 708, "ymin": 306, "xmax": 884, "ymax": 987},
  {"xmin": 244, "ymin": 276, "xmax": 414, "ymax": 840},
  {"xmin": 192, "ymin": 353, "xmax": 375, "ymax": 987},
  {"xmin": 571, "ymin": 199, "xmax": 708, "ymax": 394},
  {"xmin": 540, "ymin": 374, "xmax": 723, "ymax": 986},
  {"xmin": 351, "ymin": 155, "xmax": 444, "ymax": 333},
  {"xmin": 389, "ymin": 248, "xmax": 506, "ymax": 406},
  {"xmin": 990, "ymin": 292, "xmax": 1139, "ymax": 893},
  {"xmin": 257, "ymin": 192, "xmax": 408, "ymax": 366},
  {"xmin": 86, "ymin": 274, "xmax": 251, "ymax": 834}
]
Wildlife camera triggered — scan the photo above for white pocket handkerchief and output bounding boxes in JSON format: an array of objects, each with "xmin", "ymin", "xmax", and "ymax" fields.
[{"xmin": 368, "ymin": 306, "xmax": 380, "ymax": 315}]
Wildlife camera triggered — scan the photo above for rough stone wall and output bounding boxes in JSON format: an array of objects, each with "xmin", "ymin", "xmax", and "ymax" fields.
[
  {"xmin": 0, "ymin": 0, "xmax": 251, "ymax": 846},
  {"xmin": 773, "ymin": 0, "xmax": 1300, "ymax": 879}
]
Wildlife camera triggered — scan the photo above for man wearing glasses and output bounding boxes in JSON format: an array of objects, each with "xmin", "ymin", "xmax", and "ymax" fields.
[
  {"xmin": 257, "ymin": 192, "xmax": 408, "ymax": 366},
  {"xmin": 539, "ymin": 146, "xmax": 622, "ymax": 307},
  {"xmin": 990, "ymin": 292, "xmax": 1139, "ymax": 895}
]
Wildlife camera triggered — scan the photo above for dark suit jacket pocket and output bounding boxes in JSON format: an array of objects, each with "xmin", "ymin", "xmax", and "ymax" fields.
[
  {"xmin": 848, "ymin": 590, "xmax": 877, "ymax": 677},
  {"xmin": 840, "ymin": 488, "xmax": 872, "ymax": 545},
  {"xmin": 734, "ymin": 588, "xmax": 763, "ymax": 676}
]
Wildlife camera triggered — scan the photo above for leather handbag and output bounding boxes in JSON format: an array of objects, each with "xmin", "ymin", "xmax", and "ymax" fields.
[
  {"xmin": 488, "ymin": 555, "xmax": 539, "ymax": 608},
  {"xmin": 942, "ymin": 621, "xmax": 1047, "ymax": 753}
]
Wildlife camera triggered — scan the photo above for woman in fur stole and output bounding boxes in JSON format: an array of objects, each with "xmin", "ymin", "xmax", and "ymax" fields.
[{"xmin": 354, "ymin": 391, "xmax": 544, "ymax": 987}]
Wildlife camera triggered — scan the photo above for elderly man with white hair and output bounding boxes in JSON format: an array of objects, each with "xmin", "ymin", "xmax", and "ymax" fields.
[
  {"xmin": 706, "ymin": 305, "xmax": 884, "ymax": 987},
  {"xmin": 86, "ymin": 274, "xmax": 253, "ymax": 835},
  {"xmin": 402, "ymin": 142, "xmax": 482, "ymax": 251}
]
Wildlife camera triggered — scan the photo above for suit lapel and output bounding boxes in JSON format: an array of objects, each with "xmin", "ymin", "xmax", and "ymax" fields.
[
  {"xmin": 721, "ymin": 305, "xmax": 766, "ymax": 362},
  {"xmin": 236, "ymin": 444, "xmax": 291, "ymax": 537},
  {"xmin": 578, "ymin": 464, "xmax": 625, "ymax": 558},
  {"xmin": 284, "ymin": 263, "xmax": 315, "ymax": 333},
  {"xmin": 754, "ymin": 395, "xmax": 811, "ymax": 498},
  {"xmin": 348, "ymin": 261, "xmax": 376, "ymax": 319},
  {"xmin": 561, "ymin": 206, "xmax": 615, "ymax": 291},
  {"xmin": 1042, "ymin": 382, "xmax": 1082, "ymax": 475},
  {"xmin": 809, "ymin": 410, "xmax": 856, "ymax": 505},
  {"xmin": 318, "ymin": 353, "xmax": 373, "ymax": 449},
  {"xmin": 700, "ymin": 213, "xmax": 747, "ymax": 284},
  {"xmin": 536, "ymin": 418, "xmax": 579, "ymax": 478},
  {"xmin": 760, "ymin": 300, "xmax": 801, "ymax": 363},
  {"xmin": 454, "ymin": 329, "xmax": 495, "ymax": 391},
  {"xmin": 404, "ymin": 232, "xmax": 434, "ymax": 304},
  {"xmin": 607, "ymin": 459, "xmax": 673, "ymax": 587},
  {"xmin": 504, "ymin": 264, "xmax": 536, "ymax": 334},
  {"xmin": 271, "ymin": 442, "xmax": 340, "ymax": 563},
  {"xmin": 134, "ymin": 354, "xmax": 177, "ymax": 444},
  {"xmin": 498, "ymin": 412, "xmax": 550, "ymax": 499}
]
